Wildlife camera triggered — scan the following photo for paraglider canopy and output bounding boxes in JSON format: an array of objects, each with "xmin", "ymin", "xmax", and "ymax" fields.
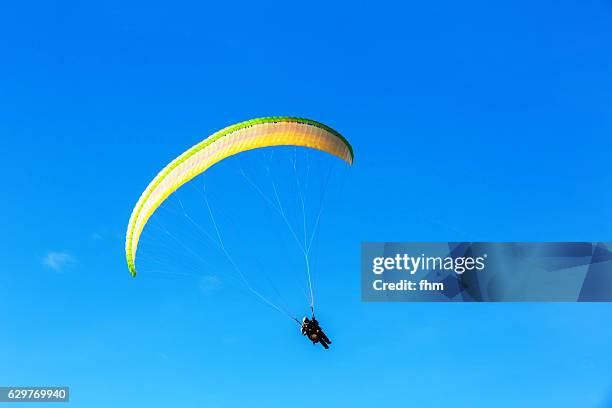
[{"xmin": 125, "ymin": 116, "xmax": 353, "ymax": 278}]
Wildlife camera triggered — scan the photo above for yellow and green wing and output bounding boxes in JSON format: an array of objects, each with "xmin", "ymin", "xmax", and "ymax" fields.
[{"xmin": 125, "ymin": 116, "xmax": 353, "ymax": 277}]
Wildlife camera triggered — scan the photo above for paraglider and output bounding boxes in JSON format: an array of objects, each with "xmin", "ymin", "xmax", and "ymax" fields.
[
  {"xmin": 125, "ymin": 116, "xmax": 353, "ymax": 350},
  {"xmin": 301, "ymin": 315, "xmax": 332, "ymax": 349}
]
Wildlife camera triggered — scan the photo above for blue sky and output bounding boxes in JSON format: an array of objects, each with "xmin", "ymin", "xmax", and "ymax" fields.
[{"xmin": 1, "ymin": 0, "xmax": 612, "ymax": 406}]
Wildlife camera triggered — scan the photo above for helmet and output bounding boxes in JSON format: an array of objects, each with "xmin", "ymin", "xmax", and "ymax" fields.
[{"xmin": 302, "ymin": 317, "xmax": 309, "ymax": 323}]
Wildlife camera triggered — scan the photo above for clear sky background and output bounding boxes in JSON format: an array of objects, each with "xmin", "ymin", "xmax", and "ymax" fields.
[{"xmin": 1, "ymin": 0, "xmax": 612, "ymax": 407}]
